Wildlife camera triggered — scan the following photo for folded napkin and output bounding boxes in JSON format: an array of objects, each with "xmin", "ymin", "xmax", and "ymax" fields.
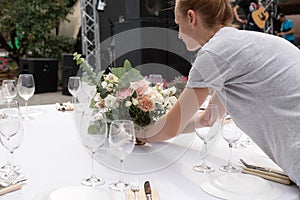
[
  {"xmin": 0, "ymin": 183, "xmax": 22, "ymax": 196},
  {"xmin": 126, "ymin": 189, "xmax": 160, "ymax": 200},
  {"xmin": 56, "ymin": 102, "xmax": 73, "ymax": 111},
  {"xmin": 242, "ymin": 167, "xmax": 291, "ymax": 185}
]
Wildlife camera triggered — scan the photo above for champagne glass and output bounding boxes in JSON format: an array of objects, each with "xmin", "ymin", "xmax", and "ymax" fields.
[
  {"xmin": 68, "ymin": 76, "xmax": 81, "ymax": 104},
  {"xmin": 109, "ymin": 120, "xmax": 135, "ymax": 192},
  {"xmin": 148, "ymin": 74, "xmax": 163, "ymax": 87},
  {"xmin": 1, "ymin": 80, "xmax": 17, "ymax": 103},
  {"xmin": 78, "ymin": 109, "xmax": 107, "ymax": 186},
  {"xmin": 17, "ymin": 74, "xmax": 35, "ymax": 120},
  {"xmin": 193, "ymin": 104, "xmax": 220, "ymax": 173},
  {"xmin": 0, "ymin": 100, "xmax": 22, "ymax": 173},
  {"xmin": 220, "ymin": 121, "xmax": 242, "ymax": 173}
]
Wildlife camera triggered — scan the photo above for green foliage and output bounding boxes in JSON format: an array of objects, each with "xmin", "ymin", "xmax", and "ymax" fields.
[
  {"xmin": 111, "ymin": 59, "xmax": 144, "ymax": 89},
  {"xmin": 0, "ymin": 0, "xmax": 76, "ymax": 64},
  {"xmin": 73, "ymin": 52, "xmax": 103, "ymax": 86}
]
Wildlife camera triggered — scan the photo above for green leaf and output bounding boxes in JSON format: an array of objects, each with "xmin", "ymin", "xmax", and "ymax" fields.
[
  {"xmin": 117, "ymin": 68, "xmax": 144, "ymax": 89},
  {"xmin": 123, "ymin": 59, "xmax": 132, "ymax": 71},
  {"xmin": 111, "ymin": 67, "xmax": 126, "ymax": 78}
]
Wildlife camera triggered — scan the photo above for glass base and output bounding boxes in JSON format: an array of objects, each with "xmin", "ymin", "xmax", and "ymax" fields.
[
  {"xmin": 193, "ymin": 164, "xmax": 215, "ymax": 173},
  {"xmin": 219, "ymin": 163, "xmax": 240, "ymax": 173},
  {"xmin": 81, "ymin": 176, "xmax": 105, "ymax": 187},
  {"xmin": 22, "ymin": 115, "xmax": 34, "ymax": 121},
  {"xmin": 109, "ymin": 181, "xmax": 129, "ymax": 192},
  {"xmin": 0, "ymin": 164, "xmax": 20, "ymax": 174}
]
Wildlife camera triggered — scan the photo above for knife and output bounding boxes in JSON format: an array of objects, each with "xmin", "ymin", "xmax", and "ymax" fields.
[
  {"xmin": 240, "ymin": 159, "xmax": 288, "ymax": 177},
  {"xmin": 144, "ymin": 181, "xmax": 152, "ymax": 200}
]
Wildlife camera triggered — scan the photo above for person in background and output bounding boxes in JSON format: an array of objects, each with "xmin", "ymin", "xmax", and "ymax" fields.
[
  {"xmin": 136, "ymin": 0, "xmax": 300, "ymax": 186},
  {"xmin": 233, "ymin": 0, "xmax": 262, "ymax": 31},
  {"xmin": 277, "ymin": 13, "xmax": 295, "ymax": 44}
]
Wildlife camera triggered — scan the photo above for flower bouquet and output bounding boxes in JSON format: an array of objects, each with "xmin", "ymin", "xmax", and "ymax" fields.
[{"xmin": 73, "ymin": 53, "xmax": 178, "ymax": 144}]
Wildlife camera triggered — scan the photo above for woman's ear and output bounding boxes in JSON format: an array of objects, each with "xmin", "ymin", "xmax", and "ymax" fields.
[{"xmin": 187, "ymin": 10, "xmax": 196, "ymax": 26}]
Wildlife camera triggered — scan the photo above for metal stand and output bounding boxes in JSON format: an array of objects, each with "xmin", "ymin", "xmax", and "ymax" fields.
[
  {"xmin": 80, "ymin": 0, "xmax": 101, "ymax": 72},
  {"xmin": 264, "ymin": 0, "xmax": 278, "ymax": 35}
]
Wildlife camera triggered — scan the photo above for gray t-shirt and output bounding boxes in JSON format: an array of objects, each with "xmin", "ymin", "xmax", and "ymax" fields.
[{"xmin": 187, "ymin": 27, "xmax": 300, "ymax": 186}]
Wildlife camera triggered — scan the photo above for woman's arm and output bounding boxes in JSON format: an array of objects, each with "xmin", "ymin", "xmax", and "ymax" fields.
[
  {"xmin": 181, "ymin": 91, "xmax": 226, "ymax": 133},
  {"xmin": 136, "ymin": 87, "xmax": 209, "ymax": 142}
]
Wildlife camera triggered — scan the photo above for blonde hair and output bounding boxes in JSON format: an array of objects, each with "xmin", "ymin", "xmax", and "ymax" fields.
[{"xmin": 176, "ymin": 0, "xmax": 233, "ymax": 28}]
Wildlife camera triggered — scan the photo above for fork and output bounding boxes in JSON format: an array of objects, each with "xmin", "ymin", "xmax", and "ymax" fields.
[
  {"xmin": 130, "ymin": 180, "xmax": 140, "ymax": 200},
  {"xmin": 0, "ymin": 173, "xmax": 19, "ymax": 188}
]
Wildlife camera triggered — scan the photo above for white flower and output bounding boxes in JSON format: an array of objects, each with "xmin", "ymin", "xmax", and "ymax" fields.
[
  {"xmin": 132, "ymin": 98, "xmax": 139, "ymax": 106},
  {"xmin": 168, "ymin": 86, "xmax": 177, "ymax": 95},
  {"xmin": 154, "ymin": 83, "xmax": 163, "ymax": 91},
  {"xmin": 105, "ymin": 73, "xmax": 119, "ymax": 83},
  {"xmin": 101, "ymin": 81, "xmax": 107, "ymax": 89},
  {"xmin": 125, "ymin": 100, "xmax": 132, "ymax": 107},
  {"xmin": 106, "ymin": 83, "xmax": 114, "ymax": 92},
  {"xmin": 104, "ymin": 94, "xmax": 118, "ymax": 108},
  {"xmin": 148, "ymin": 90, "xmax": 164, "ymax": 104},
  {"xmin": 93, "ymin": 112, "xmax": 104, "ymax": 121},
  {"xmin": 94, "ymin": 93, "xmax": 101, "ymax": 101}
]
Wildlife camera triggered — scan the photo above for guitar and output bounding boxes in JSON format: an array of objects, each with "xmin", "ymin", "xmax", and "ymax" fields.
[{"xmin": 251, "ymin": 0, "xmax": 274, "ymax": 29}]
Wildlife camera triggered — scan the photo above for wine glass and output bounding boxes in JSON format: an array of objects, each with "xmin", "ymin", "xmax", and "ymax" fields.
[
  {"xmin": 109, "ymin": 120, "xmax": 135, "ymax": 192},
  {"xmin": 68, "ymin": 76, "xmax": 81, "ymax": 104},
  {"xmin": 17, "ymin": 74, "xmax": 35, "ymax": 120},
  {"xmin": 219, "ymin": 120, "xmax": 242, "ymax": 173},
  {"xmin": 0, "ymin": 119, "xmax": 24, "ymax": 175},
  {"xmin": 0, "ymin": 100, "xmax": 23, "ymax": 173},
  {"xmin": 78, "ymin": 108, "xmax": 107, "ymax": 186},
  {"xmin": 148, "ymin": 74, "xmax": 163, "ymax": 87},
  {"xmin": 193, "ymin": 104, "xmax": 220, "ymax": 173},
  {"xmin": 1, "ymin": 80, "xmax": 17, "ymax": 103}
]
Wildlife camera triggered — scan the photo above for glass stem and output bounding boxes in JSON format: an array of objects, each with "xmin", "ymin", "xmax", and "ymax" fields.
[
  {"xmin": 119, "ymin": 159, "xmax": 124, "ymax": 183},
  {"xmin": 91, "ymin": 151, "xmax": 95, "ymax": 178},
  {"xmin": 7, "ymin": 138, "xmax": 14, "ymax": 166},
  {"xmin": 25, "ymin": 100, "xmax": 29, "ymax": 118},
  {"xmin": 9, "ymin": 149, "xmax": 14, "ymax": 167},
  {"xmin": 227, "ymin": 143, "xmax": 233, "ymax": 165},
  {"xmin": 202, "ymin": 141, "xmax": 208, "ymax": 167}
]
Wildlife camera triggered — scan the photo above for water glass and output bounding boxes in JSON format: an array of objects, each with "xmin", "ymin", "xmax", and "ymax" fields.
[
  {"xmin": 17, "ymin": 74, "xmax": 35, "ymax": 120},
  {"xmin": 68, "ymin": 76, "xmax": 81, "ymax": 104},
  {"xmin": 77, "ymin": 109, "xmax": 107, "ymax": 186},
  {"xmin": 220, "ymin": 121, "xmax": 242, "ymax": 173},
  {"xmin": 109, "ymin": 120, "xmax": 135, "ymax": 191},
  {"xmin": 193, "ymin": 104, "xmax": 220, "ymax": 173},
  {"xmin": 1, "ymin": 80, "xmax": 17, "ymax": 103}
]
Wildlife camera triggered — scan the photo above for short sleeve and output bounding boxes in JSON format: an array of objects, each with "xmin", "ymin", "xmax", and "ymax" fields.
[{"xmin": 186, "ymin": 51, "xmax": 226, "ymax": 91}]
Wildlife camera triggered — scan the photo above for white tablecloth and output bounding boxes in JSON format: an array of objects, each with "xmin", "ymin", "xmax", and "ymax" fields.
[{"xmin": 0, "ymin": 104, "xmax": 299, "ymax": 199}]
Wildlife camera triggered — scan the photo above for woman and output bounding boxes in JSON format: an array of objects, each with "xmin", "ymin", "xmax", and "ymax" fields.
[{"xmin": 136, "ymin": 0, "xmax": 300, "ymax": 186}]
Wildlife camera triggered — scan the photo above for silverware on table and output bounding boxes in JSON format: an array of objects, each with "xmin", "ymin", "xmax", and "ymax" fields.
[
  {"xmin": 0, "ymin": 173, "xmax": 19, "ymax": 188},
  {"xmin": 240, "ymin": 159, "xmax": 288, "ymax": 177},
  {"xmin": 131, "ymin": 180, "xmax": 140, "ymax": 200},
  {"xmin": 144, "ymin": 181, "xmax": 152, "ymax": 200}
]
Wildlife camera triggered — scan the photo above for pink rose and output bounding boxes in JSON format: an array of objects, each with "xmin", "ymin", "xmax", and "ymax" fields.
[
  {"xmin": 130, "ymin": 79, "xmax": 150, "ymax": 96},
  {"xmin": 116, "ymin": 88, "xmax": 134, "ymax": 99},
  {"xmin": 138, "ymin": 96, "xmax": 154, "ymax": 112}
]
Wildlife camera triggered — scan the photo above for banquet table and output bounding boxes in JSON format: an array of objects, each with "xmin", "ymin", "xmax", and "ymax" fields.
[{"xmin": 0, "ymin": 104, "xmax": 299, "ymax": 200}]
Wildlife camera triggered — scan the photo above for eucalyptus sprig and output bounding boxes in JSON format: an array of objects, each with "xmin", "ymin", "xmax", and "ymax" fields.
[{"xmin": 73, "ymin": 52, "xmax": 102, "ymax": 86}]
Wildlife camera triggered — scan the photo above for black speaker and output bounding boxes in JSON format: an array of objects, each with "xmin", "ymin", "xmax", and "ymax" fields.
[
  {"xmin": 113, "ymin": 19, "xmax": 169, "ymax": 67},
  {"xmin": 61, "ymin": 53, "xmax": 79, "ymax": 96},
  {"xmin": 112, "ymin": 19, "xmax": 192, "ymax": 78},
  {"xmin": 125, "ymin": 0, "xmax": 169, "ymax": 20},
  {"xmin": 19, "ymin": 58, "xmax": 58, "ymax": 94}
]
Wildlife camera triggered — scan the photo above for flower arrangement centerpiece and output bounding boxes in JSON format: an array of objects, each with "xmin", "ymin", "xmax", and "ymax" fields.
[{"xmin": 73, "ymin": 53, "xmax": 178, "ymax": 142}]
